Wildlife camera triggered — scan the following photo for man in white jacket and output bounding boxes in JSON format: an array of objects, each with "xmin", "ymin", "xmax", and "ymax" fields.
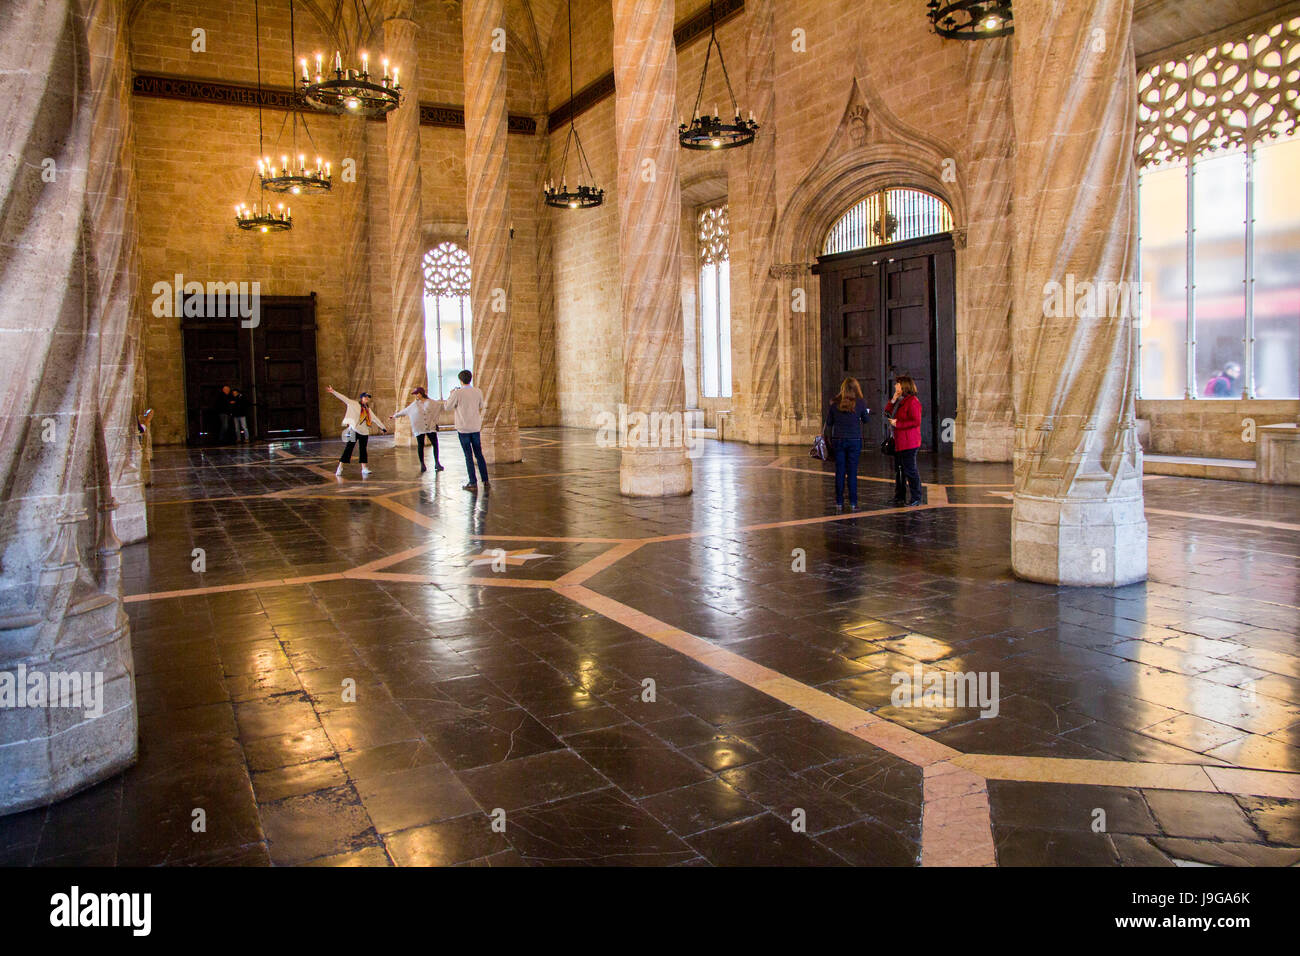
[
  {"xmin": 326, "ymin": 385, "xmax": 387, "ymax": 477},
  {"xmin": 444, "ymin": 370, "xmax": 489, "ymax": 490}
]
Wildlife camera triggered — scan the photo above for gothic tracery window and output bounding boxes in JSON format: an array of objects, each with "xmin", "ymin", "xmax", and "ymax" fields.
[
  {"xmin": 698, "ymin": 204, "xmax": 732, "ymax": 399},
  {"xmin": 823, "ymin": 188, "xmax": 954, "ymax": 255},
  {"xmin": 422, "ymin": 242, "xmax": 473, "ymax": 400},
  {"xmin": 1137, "ymin": 16, "xmax": 1300, "ymax": 400}
]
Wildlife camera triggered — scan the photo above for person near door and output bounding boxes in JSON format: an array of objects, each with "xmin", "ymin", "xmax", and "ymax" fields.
[
  {"xmin": 391, "ymin": 386, "xmax": 445, "ymax": 474},
  {"xmin": 327, "ymin": 385, "xmax": 387, "ymax": 477},
  {"xmin": 886, "ymin": 375, "xmax": 923, "ymax": 506},
  {"xmin": 824, "ymin": 377, "xmax": 870, "ymax": 513},
  {"xmin": 445, "ymin": 370, "xmax": 489, "ymax": 491},
  {"xmin": 212, "ymin": 384, "xmax": 234, "ymax": 444},
  {"xmin": 231, "ymin": 388, "xmax": 252, "ymax": 442}
]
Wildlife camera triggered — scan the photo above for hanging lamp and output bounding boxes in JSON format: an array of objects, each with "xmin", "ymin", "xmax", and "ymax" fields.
[
  {"xmin": 236, "ymin": 0, "xmax": 292, "ymax": 232},
  {"xmin": 301, "ymin": 0, "xmax": 401, "ymax": 116},
  {"xmin": 261, "ymin": 0, "xmax": 332, "ymax": 194},
  {"xmin": 679, "ymin": 0, "xmax": 758, "ymax": 150},
  {"xmin": 543, "ymin": 0, "xmax": 604, "ymax": 209}
]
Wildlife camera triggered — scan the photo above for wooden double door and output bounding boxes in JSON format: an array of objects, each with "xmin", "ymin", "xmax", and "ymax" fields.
[
  {"xmin": 181, "ymin": 293, "xmax": 320, "ymax": 445},
  {"xmin": 816, "ymin": 236, "xmax": 957, "ymax": 453}
]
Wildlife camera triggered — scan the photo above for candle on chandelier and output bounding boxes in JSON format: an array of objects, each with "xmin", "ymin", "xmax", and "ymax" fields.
[
  {"xmin": 298, "ymin": 154, "xmax": 306, "ymax": 173},
  {"xmin": 361, "ymin": 52, "xmax": 369, "ymax": 76},
  {"xmin": 382, "ymin": 57, "xmax": 390, "ymax": 79},
  {"xmin": 315, "ymin": 53, "xmax": 323, "ymax": 79},
  {"xmin": 325, "ymin": 161, "xmax": 331, "ymax": 178},
  {"xmin": 392, "ymin": 66, "xmax": 399, "ymax": 87},
  {"xmin": 301, "ymin": 58, "xmax": 309, "ymax": 82},
  {"xmin": 334, "ymin": 50, "xmax": 342, "ymax": 73}
]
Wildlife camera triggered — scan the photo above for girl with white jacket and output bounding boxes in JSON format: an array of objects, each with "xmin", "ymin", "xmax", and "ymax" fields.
[
  {"xmin": 391, "ymin": 386, "xmax": 445, "ymax": 473},
  {"xmin": 327, "ymin": 385, "xmax": 387, "ymax": 477}
]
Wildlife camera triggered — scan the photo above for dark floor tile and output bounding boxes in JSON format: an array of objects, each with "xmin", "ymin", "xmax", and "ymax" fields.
[
  {"xmin": 458, "ymin": 749, "xmax": 608, "ymax": 812},
  {"xmin": 638, "ymin": 778, "xmax": 762, "ymax": 837},
  {"xmin": 566, "ymin": 724, "xmax": 711, "ymax": 798},
  {"xmin": 259, "ymin": 785, "xmax": 379, "ymax": 865},
  {"xmin": 384, "ymin": 813, "xmax": 510, "ymax": 866},
  {"xmin": 505, "ymin": 788, "xmax": 696, "ymax": 866},
  {"xmin": 687, "ymin": 813, "xmax": 847, "ymax": 866}
]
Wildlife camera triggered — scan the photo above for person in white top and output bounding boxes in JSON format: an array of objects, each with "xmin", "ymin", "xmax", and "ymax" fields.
[
  {"xmin": 326, "ymin": 385, "xmax": 387, "ymax": 477},
  {"xmin": 391, "ymin": 386, "xmax": 445, "ymax": 473},
  {"xmin": 444, "ymin": 369, "xmax": 489, "ymax": 490}
]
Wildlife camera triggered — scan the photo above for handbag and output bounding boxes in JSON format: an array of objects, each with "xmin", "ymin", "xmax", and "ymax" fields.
[
  {"xmin": 810, "ymin": 434, "xmax": 828, "ymax": 461},
  {"xmin": 342, "ymin": 426, "xmax": 357, "ymax": 443},
  {"xmin": 880, "ymin": 426, "xmax": 895, "ymax": 456}
]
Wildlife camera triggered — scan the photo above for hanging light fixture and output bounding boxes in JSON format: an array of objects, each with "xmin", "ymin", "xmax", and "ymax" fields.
[
  {"xmin": 236, "ymin": 0, "xmax": 292, "ymax": 233},
  {"xmin": 926, "ymin": 1, "xmax": 1014, "ymax": 39},
  {"xmin": 679, "ymin": 0, "xmax": 758, "ymax": 150},
  {"xmin": 262, "ymin": 0, "xmax": 332, "ymax": 194},
  {"xmin": 543, "ymin": 0, "xmax": 604, "ymax": 209},
  {"xmin": 301, "ymin": 1, "xmax": 401, "ymax": 116}
]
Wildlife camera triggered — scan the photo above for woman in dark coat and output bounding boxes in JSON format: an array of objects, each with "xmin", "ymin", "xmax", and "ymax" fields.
[{"xmin": 824, "ymin": 377, "xmax": 870, "ymax": 512}]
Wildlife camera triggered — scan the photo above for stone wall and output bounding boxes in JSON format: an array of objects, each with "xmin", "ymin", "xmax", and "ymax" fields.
[{"xmin": 1138, "ymin": 399, "xmax": 1300, "ymax": 459}]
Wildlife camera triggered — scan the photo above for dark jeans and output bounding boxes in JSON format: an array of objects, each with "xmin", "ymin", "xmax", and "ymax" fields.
[
  {"xmin": 416, "ymin": 431, "xmax": 440, "ymax": 467},
  {"xmin": 340, "ymin": 434, "xmax": 368, "ymax": 464},
  {"xmin": 458, "ymin": 431, "xmax": 489, "ymax": 484},
  {"xmin": 832, "ymin": 440, "xmax": 861, "ymax": 506},
  {"xmin": 897, "ymin": 447, "xmax": 922, "ymax": 502},
  {"xmin": 217, "ymin": 413, "xmax": 233, "ymax": 443}
]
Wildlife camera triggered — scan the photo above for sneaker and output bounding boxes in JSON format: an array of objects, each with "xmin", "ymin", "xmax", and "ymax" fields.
[
  {"xmin": 361, "ymin": 466, "xmax": 372, "ymax": 476},
  {"xmin": 463, "ymin": 483, "xmax": 478, "ymax": 491},
  {"xmin": 849, "ymin": 503, "xmax": 858, "ymax": 512},
  {"xmin": 908, "ymin": 498, "xmax": 923, "ymax": 507},
  {"xmin": 335, "ymin": 464, "xmax": 343, "ymax": 476},
  {"xmin": 835, "ymin": 503, "xmax": 844, "ymax": 513}
]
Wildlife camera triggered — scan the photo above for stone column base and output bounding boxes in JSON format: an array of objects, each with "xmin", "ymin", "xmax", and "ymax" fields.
[
  {"xmin": 1012, "ymin": 494, "xmax": 1147, "ymax": 586},
  {"xmin": 1257, "ymin": 423, "xmax": 1300, "ymax": 485},
  {"xmin": 480, "ymin": 422, "xmax": 521, "ymax": 465},
  {"xmin": 956, "ymin": 419, "xmax": 1014, "ymax": 462},
  {"xmin": 391, "ymin": 419, "xmax": 415, "ymax": 447},
  {"xmin": 0, "ymin": 605, "xmax": 138, "ymax": 815},
  {"xmin": 621, "ymin": 447, "xmax": 692, "ymax": 497}
]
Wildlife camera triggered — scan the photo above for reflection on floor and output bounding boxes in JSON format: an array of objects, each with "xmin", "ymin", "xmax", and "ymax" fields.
[{"xmin": 2, "ymin": 428, "xmax": 1297, "ymax": 866}]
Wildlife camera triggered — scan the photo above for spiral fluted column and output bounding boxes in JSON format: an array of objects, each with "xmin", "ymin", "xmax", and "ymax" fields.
[
  {"xmin": 612, "ymin": 0, "xmax": 691, "ymax": 496},
  {"xmin": 341, "ymin": 111, "xmax": 375, "ymax": 398},
  {"xmin": 383, "ymin": 3, "xmax": 427, "ymax": 445},
  {"xmin": 744, "ymin": 0, "xmax": 781, "ymax": 443},
  {"xmin": 86, "ymin": 0, "xmax": 146, "ymax": 543},
  {"xmin": 1010, "ymin": 0, "xmax": 1146, "ymax": 586},
  {"xmin": 0, "ymin": 0, "xmax": 137, "ymax": 814},
  {"xmin": 956, "ymin": 36, "xmax": 1015, "ymax": 462},
  {"xmin": 462, "ymin": 0, "xmax": 521, "ymax": 463},
  {"xmin": 535, "ymin": 115, "xmax": 558, "ymax": 424}
]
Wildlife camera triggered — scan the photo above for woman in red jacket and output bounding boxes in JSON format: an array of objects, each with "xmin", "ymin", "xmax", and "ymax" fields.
[{"xmin": 886, "ymin": 375, "xmax": 923, "ymax": 506}]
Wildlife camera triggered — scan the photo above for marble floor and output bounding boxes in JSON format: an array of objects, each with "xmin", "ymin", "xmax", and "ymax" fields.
[{"xmin": 3, "ymin": 428, "xmax": 1298, "ymax": 866}]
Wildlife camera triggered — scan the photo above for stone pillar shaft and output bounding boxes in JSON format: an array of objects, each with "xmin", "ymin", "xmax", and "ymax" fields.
[
  {"xmin": 384, "ymin": 7, "xmax": 427, "ymax": 444},
  {"xmin": 957, "ymin": 36, "xmax": 1015, "ymax": 463},
  {"xmin": 612, "ymin": 0, "xmax": 691, "ymax": 496},
  {"xmin": 462, "ymin": 0, "xmax": 521, "ymax": 463},
  {"xmin": 1010, "ymin": 0, "xmax": 1146, "ymax": 586},
  {"xmin": 745, "ymin": 0, "xmax": 782, "ymax": 442}
]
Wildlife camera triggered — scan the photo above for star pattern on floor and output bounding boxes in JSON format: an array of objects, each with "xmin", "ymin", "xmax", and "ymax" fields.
[{"xmin": 467, "ymin": 547, "xmax": 550, "ymax": 567}]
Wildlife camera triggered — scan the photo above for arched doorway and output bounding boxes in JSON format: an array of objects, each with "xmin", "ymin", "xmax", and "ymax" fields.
[{"xmin": 814, "ymin": 187, "xmax": 958, "ymax": 453}]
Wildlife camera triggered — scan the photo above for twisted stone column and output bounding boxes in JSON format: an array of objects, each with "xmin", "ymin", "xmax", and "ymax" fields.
[
  {"xmin": 384, "ymin": 2, "xmax": 427, "ymax": 444},
  {"xmin": 86, "ymin": 0, "xmax": 146, "ymax": 543},
  {"xmin": 612, "ymin": 0, "xmax": 691, "ymax": 496},
  {"xmin": 1010, "ymin": 0, "xmax": 1146, "ymax": 585},
  {"xmin": 0, "ymin": 0, "xmax": 137, "ymax": 813},
  {"xmin": 745, "ymin": 0, "xmax": 781, "ymax": 443},
  {"xmin": 956, "ymin": 37, "xmax": 1015, "ymax": 463},
  {"xmin": 534, "ymin": 114, "xmax": 558, "ymax": 424},
  {"xmin": 341, "ymin": 112, "xmax": 375, "ymax": 397},
  {"xmin": 462, "ymin": 0, "xmax": 521, "ymax": 462}
]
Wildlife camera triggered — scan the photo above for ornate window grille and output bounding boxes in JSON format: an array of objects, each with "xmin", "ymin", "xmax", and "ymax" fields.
[
  {"xmin": 823, "ymin": 188, "xmax": 954, "ymax": 255},
  {"xmin": 422, "ymin": 242, "xmax": 473, "ymax": 400},
  {"xmin": 1136, "ymin": 16, "xmax": 1300, "ymax": 401},
  {"xmin": 698, "ymin": 205, "xmax": 732, "ymax": 398}
]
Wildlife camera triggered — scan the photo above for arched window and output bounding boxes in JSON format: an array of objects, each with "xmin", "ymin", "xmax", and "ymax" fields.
[
  {"xmin": 698, "ymin": 204, "xmax": 731, "ymax": 398},
  {"xmin": 823, "ymin": 187, "xmax": 954, "ymax": 255},
  {"xmin": 422, "ymin": 242, "xmax": 472, "ymax": 400}
]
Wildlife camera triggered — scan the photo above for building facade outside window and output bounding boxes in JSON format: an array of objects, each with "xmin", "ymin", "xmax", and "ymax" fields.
[
  {"xmin": 1136, "ymin": 17, "xmax": 1300, "ymax": 400},
  {"xmin": 421, "ymin": 241, "xmax": 473, "ymax": 400},
  {"xmin": 698, "ymin": 203, "xmax": 732, "ymax": 399}
]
